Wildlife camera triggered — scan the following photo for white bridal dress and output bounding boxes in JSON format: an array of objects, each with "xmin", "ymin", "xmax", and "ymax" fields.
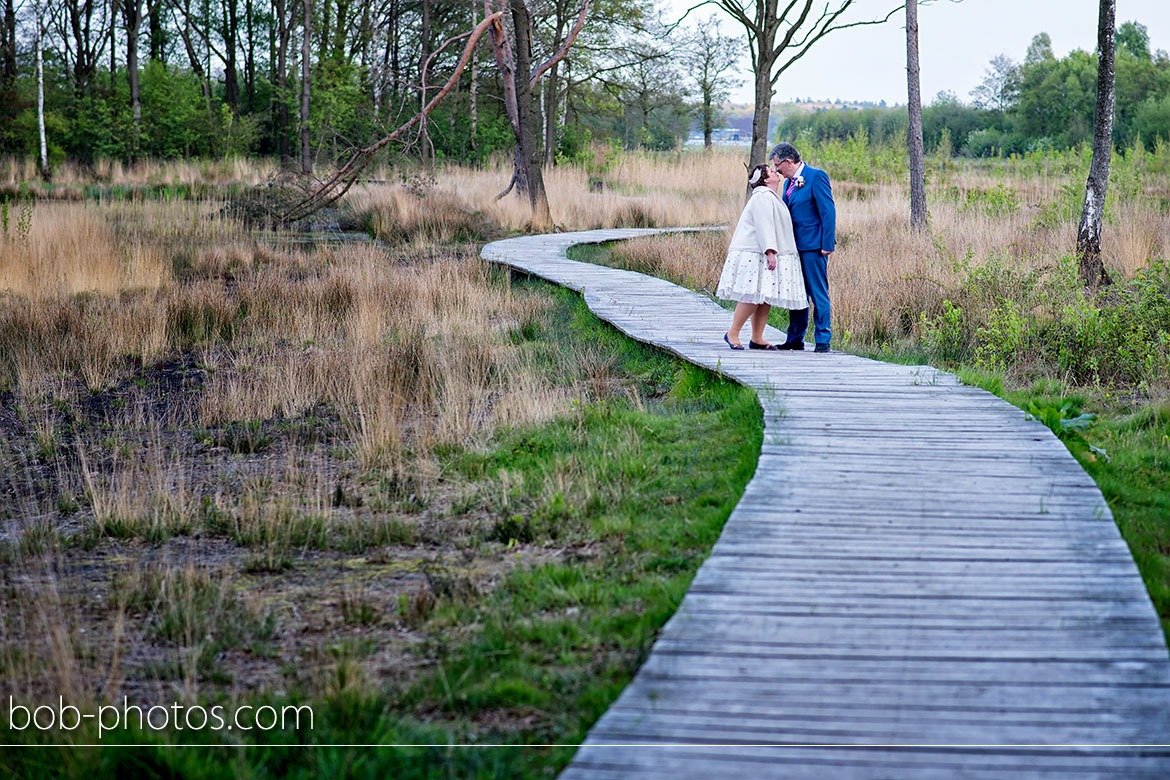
[{"xmin": 716, "ymin": 187, "xmax": 807, "ymax": 310}]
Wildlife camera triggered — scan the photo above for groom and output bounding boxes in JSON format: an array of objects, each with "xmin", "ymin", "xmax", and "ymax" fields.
[{"xmin": 770, "ymin": 142, "xmax": 835, "ymax": 353}]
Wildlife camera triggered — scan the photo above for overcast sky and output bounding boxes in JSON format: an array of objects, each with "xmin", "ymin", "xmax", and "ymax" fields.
[{"xmin": 662, "ymin": 0, "xmax": 1170, "ymax": 106}]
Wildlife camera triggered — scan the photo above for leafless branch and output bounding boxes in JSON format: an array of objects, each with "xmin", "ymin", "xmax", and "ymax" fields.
[
  {"xmin": 773, "ymin": 3, "xmax": 903, "ymax": 82},
  {"xmin": 282, "ymin": 11, "xmax": 504, "ymax": 223},
  {"xmin": 530, "ymin": 0, "xmax": 590, "ymax": 86}
]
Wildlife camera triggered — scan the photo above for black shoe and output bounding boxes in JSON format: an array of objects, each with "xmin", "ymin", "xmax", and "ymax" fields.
[
  {"xmin": 748, "ymin": 341, "xmax": 779, "ymax": 350},
  {"xmin": 777, "ymin": 341, "xmax": 804, "ymax": 350},
  {"xmin": 814, "ymin": 343, "xmax": 830, "ymax": 353}
]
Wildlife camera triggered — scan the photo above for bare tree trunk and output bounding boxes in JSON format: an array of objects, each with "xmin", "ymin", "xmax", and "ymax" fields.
[
  {"xmin": 177, "ymin": 0, "xmax": 213, "ymax": 106},
  {"xmin": 749, "ymin": 47, "xmax": 775, "ymax": 172},
  {"xmin": 509, "ymin": 0, "xmax": 551, "ymax": 230},
  {"xmin": 419, "ymin": 0, "xmax": 431, "ymax": 162},
  {"xmin": 906, "ymin": 0, "xmax": 926, "ymax": 230},
  {"xmin": 124, "ymin": 0, "xmax": 144, "ymax": 157},
  {"xmin": 542, "ymin": 62, "xmax": 558, "ymax": 167},
  {"xmin": 301, "ymin": 0, "xmax": 312, "ymax": 173},
  {"xmin": 222, "ymin": 0, "xmax": 240, "ymax": 108},
  {"xmin": 148, "ymin": 0, "xmax": 164, "ymax": 61},
  {"xmin": 1077, "ymin": 0, "xmax": 1115, "ymax": 292},
  {"xmin": 276, "ymin": 0, "xmax": 291, "ymax": 163},
  {"xmin": 469, "ymin": 0, "xmax": 478, "ymax": 152},
  {"xmin": 245, "ymin": 0, "xmax": 256, "ymax": 110},
  {"xmin": 389, "ymin": 0, "xmax": 399, "ymax": 106},
  {"xmin": 1, "ymin": 0, "xmax": 15, "ymax": 100},
  {"xmin": 110, "ymin": 0, "xmax": 117, "ymax": 93},
  {"xmin": 35, "ymin": 0, "xmax": 49, "ymax": 178}
]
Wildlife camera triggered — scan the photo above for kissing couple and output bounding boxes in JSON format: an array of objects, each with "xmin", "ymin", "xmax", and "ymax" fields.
[{"xmin": 718, "ymin": 142, "xmax": 836, "ymax": 353}]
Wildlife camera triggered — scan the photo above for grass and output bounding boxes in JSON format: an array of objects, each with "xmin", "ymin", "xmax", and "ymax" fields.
[
  {"xmin": 1, "ymin": 250, "xmax": 762, "ymax": 778},
  {"xmin": 3, "ymin": 145, "xmax": 1169, "ymax": 768}
]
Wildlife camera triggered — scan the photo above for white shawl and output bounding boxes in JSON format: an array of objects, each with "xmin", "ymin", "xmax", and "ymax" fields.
[{"xmin": 727, "ymin": 187, "xmax": 798, "ymax": 258}]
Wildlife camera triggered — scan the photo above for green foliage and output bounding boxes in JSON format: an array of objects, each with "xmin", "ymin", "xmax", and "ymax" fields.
[
  {"xmin": 952, "ymin": 183, "xmax": 1021, "ymax": 217},
  {"xmin": 973, "ymin": 299, "xmax": 1028, "ymax": 370},
  {"xmin": 916, "ymin": 255, "xmax": 1170, "ymax": 389},
  {"xmin": 920, "ymin": 299, "xmax": 970, "ymax": 364},
  {"xmin": 794, "ymin": 129, "xmax": 904, "ymax": 184},
  {"xmin": 1025, "ymin": 399, "xmax": 1096, "ymax": 438}
]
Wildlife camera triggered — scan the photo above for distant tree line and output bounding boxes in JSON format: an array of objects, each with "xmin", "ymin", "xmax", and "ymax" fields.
[
  {"xmin": 776, "ymin": 21, "xmax": 1170, "ymax": 156},
  {"xmin": 0, "ymin": 0, "xmax": 743, "ymax": 167}
]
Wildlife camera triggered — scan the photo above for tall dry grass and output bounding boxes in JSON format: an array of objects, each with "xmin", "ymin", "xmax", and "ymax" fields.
[
  {"xmin": 2, "ymin": 150, "xmax": 1167, "ymax": 709},
  {"xmin": 346, "ymin": 151, "xmax": 747, "ymax": 237},
  {"xmin": 1, "ymin": 155, "xmax": 278, "ymax": 188},
  {"xmin": 0, "ymin": 202, "xmax": 169, "ymax": 298},
  {"xmin": 0, "ymin": 197, "xmax": 584, "ymax": 708},
  {"xmin": 568, "ymin": 166, "xmax": 1168, "ymax": 345}
]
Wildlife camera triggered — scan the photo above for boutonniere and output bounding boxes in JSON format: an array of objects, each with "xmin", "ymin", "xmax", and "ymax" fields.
[{"xmin": 794, "ymin": 175, "xmax": 805, "ymax": 188}]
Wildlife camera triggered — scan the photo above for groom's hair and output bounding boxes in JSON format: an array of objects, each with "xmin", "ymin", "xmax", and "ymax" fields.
[{"xmin": 769, "ymin": 142, "xmax": 801, "ymax": 164}]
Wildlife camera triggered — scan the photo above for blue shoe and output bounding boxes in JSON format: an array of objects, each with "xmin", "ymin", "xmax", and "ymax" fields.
[
  {"xmin": 748, "ymin": 341, "xmax": 779, "ymax": 350},
  {"xmin": 723, "ymin": 333, "xmax": 745, "ymax": 350}
]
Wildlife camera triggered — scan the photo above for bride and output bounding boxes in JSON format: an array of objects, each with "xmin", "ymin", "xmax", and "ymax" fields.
[{"xmin": 717, "ymin": 163, "xmax": 807, "ymax": 350}]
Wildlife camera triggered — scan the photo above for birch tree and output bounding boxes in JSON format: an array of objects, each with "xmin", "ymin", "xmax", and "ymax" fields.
[
  {"xmin": 34, "ymin": 0, "xmax": 49, "ymax": 177},
  {"xmin": 1076, "ymin": 0, "xmax": 1115, "ymax": 292}
]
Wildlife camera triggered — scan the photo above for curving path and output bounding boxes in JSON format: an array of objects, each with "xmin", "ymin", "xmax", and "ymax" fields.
[{"xmin": 481, "ymin": 229, "xmax": 1170, "ymax": 778}]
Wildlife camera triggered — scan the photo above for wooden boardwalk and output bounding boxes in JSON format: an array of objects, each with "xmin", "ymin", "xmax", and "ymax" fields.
[{"xmin": 481, "ymin": 229, "xmax": 1170, "ymax": 778}]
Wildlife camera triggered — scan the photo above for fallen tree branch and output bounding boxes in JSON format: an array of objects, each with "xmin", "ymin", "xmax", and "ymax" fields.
[{"xmin": 283, "ymin": 11, "xmax": 503, "ymax": 223}]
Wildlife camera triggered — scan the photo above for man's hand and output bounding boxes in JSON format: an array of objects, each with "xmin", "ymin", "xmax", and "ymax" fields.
[{"xmin": 821, "ymin": 250, "xmax": 833, "ymax": 257}]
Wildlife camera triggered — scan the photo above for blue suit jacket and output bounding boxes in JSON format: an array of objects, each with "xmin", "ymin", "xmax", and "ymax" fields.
[{"xmin": 783, "ymin": 164, "xmax": 836, "ymax": 253}]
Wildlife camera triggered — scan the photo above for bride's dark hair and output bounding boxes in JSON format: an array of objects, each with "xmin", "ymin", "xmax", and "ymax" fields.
[{"xmin": 748, "ymin": 163, "xmax": 770, "ymax": 189}]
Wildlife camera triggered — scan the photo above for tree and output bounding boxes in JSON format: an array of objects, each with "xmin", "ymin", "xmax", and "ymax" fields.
[
  {"xmin": 700, "ymin": 0, "xmax": 900, "ymax": 169},
  {"xmin": 300, "ymin": 0, "xmax": 311, "ymax": 172},
  {"xmin": 969, "ymin": 54, "xmax": 1019, "ymax": 116},
  {"xmin": 489, "ymin": 0, "xmax": 552, "ymax": 229},
  {"xmin": 905, "ymin": 0, "xmax": 924, "ymax": 230},
  {"xmin": 684, "ymin": 15, "xmax": 740, "ymax": 149},
  {"xmin": 488, "ymin": 0, "xmax": 590, "ymax": 229},
  {"xmin": 1076, "ymin": 0, "xmax": 1115, "ymax": 292},
  {"xmin": 57, "ymin": 0, "xmax": 111, "ymax": 96},
  {"xmin": 123, "ymin": 0, "xmax": 147, "ymax": 155},
  {"xmin": 1025, "ymin": 32, "xmax": 1053, "ymax": 65},
  {"xmin": 1115, "ymin": 20, "xmax": 1149, "ymax": 60},
  {"xmin": 1, "ymin": 0, "xmax": 15, "ymax": 106},
  {"xmin": 34, "ymin": 0, "xmax": 48, "ymax": 177},
  {"xmin": 616, "ymin": 43, "xmax": 689, "ymax": 149}
]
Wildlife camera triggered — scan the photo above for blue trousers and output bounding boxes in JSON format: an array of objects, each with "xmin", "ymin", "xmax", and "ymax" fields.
[{"xmin": 785, "ymin": 250, "xmax": 831, "ymax": 347}]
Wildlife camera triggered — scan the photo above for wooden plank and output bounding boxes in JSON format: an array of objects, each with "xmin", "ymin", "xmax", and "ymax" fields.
[{"xmin": 481, "ymin": 230, "xmax": 1170, "ymax": 778}]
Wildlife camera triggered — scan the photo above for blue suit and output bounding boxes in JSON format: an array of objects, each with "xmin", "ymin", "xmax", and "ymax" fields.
[{"xmin": 782, "ymin": 164, "xmax": 835, "ymax": 347}]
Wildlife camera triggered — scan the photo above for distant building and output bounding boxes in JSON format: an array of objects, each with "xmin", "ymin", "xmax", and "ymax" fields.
[{"xmin": 684, "ymin": 126, "xmax": 749, "ymax": 147}]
